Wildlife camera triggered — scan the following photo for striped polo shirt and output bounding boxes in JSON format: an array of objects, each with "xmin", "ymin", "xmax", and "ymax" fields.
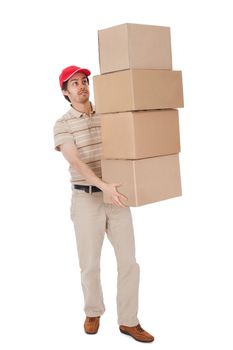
[{"xmin": 53, "ymin": 103, "xmax": 102, "ymax": 185}]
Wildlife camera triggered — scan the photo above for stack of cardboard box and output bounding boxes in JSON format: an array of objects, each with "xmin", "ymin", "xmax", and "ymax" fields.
[{"xmin": 93, "ymin": 23, "xmax": 184, "ymax": 206}]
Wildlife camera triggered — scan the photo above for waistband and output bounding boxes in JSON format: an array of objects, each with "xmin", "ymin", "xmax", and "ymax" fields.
[{"xmin": 73, "ymin": 184, "xmax": 102, "ymax": 194}]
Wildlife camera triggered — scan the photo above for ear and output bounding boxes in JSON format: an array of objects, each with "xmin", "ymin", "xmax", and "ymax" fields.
[{"xmin": 62, "ymin": 89, "xmax": 69, "ymax": 97}]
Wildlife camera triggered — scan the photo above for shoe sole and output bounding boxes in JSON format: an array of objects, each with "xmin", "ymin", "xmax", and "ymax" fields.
[
  {"xmin": 84, "ymin": 326, "xmax": 99, "ymax": 335},
  {"xmin": 85, "ymin": 330, "xmax": 98, "ymax": 335},
  {"xmin": 120, "ymin": 328, "xmax": 154, "ymax": 343}
]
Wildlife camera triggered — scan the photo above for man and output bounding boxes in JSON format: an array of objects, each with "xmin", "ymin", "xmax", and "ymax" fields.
[{"xmin": 53, "ymin": 65, "xmax": 154, "ymax": 343}]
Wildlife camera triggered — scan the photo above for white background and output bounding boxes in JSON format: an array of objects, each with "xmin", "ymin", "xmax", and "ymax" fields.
[{"xmin": 0, "ymin": 0, "xmax": 233, "ymax": 349}]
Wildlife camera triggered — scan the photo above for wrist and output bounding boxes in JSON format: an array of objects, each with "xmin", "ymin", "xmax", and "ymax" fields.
[{"xmin": 98, "ymin": 180, "xmax": 108, "ymax": 192}]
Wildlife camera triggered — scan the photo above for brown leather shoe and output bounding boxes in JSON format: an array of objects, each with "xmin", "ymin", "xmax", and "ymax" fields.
[
  {"xmin": 119, "ymin": 324, "xmax": 154, "ymax": 342},
  {"xmin": 84, "ymin": 316, "xmax": 100, "ymax": 334}
]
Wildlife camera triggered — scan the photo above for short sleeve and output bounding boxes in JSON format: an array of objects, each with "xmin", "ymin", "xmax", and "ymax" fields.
[{"xmin": 53, "ymin": 119, "xmax": 74, "ymax": 151}]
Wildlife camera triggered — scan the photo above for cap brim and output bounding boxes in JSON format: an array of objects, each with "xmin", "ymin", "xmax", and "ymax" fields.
[{"xmin": 64, "ymin": 68, "xmax": 91, "ymax": 82}]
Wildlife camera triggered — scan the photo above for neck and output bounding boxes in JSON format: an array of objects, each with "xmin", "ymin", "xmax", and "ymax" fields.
[{"xmin": 71, "ymin": 101, "xmax": 92, "ymax": 114}]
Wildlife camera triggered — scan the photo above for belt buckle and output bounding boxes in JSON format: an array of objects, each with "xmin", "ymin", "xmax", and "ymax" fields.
[{"xmin": 89, "ymin": 185, "xmax": 92, "ymax": 194}]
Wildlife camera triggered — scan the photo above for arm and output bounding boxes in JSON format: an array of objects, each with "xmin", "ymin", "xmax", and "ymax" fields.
[{"xmin": 60, "ymin": 142, "xmax": 128, "ymax": 207}]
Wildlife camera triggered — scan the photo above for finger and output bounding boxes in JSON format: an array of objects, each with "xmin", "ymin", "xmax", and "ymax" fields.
[
  {"xmin": 111, "ymin": 196, "xmax": 119, "ymax": 205},
  {"xmin": 115, "ymin": 201, "xmax": 126, "ymax": 208},
  {"xmin": 112, "ymin": 199, "xmax": 121, "ymax": 207},
  {"xmin": 115, "ymin": 192, "xmax": 128, "ymax": 202},
  {"xmin": 117, "ymin": 198, "xmax": 127, "ymax": 208},
  {"xmin": 113, "ymin": 183, "xmax": 122, "ymax": 188},
  {"xmin": 120, "ymin": 193, "xmax": 128, "ymax": 201},
  {"xmin": 114, "ymin": 188, "xmax": 127, "ymax": 200},
  {"xmin": 112, "ymin": 197, "xmax": 125, "ymax": 208}
]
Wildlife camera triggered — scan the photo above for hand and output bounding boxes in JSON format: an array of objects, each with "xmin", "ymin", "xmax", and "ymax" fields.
[{"xmin": 102, "ymin": 183, "xmax": 128, "ymax": 207}]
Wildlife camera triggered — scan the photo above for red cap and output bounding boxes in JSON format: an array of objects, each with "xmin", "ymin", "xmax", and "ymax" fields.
[{"xmin": 59, "ymin": 65, "xmax": 91, "ymax": 88}]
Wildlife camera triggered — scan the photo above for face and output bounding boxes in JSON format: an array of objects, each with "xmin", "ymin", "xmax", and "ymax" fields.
[{"xmin": 63, "ymin": 72, "xmax": 90, "ymax": 104}]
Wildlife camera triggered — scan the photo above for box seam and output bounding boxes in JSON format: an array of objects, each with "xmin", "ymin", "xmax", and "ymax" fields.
[
  {"xmin": 132, "ymin": 160, "xmax": 138, "ymax": 205},
  {"xmin": 97, "ymin": 31, "xmax": 101, "ymax": 73},
  {"xmin": 126, "ymin": 23, "xmax": 130, "ymax": 69},
  {"xmin": 130, "ymin": 70, "xmax": 135, "ymax": 110},
  {"xmin": 131, "ymin": 113, "xmax": 137, "ymax": 158}
]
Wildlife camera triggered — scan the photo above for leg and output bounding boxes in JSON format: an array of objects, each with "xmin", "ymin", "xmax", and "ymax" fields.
[
  {"xmin": 105, "ymin": 204, "xmax": 140, "ymax": 326},
  {"xmin": 71, "ymin": 190, "xmax": 106, "ymax": 317}
]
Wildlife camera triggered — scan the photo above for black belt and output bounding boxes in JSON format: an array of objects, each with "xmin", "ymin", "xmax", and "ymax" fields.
[{"xmin": 73, "ymin": 184, "xmax": 102, "ymax": 193}]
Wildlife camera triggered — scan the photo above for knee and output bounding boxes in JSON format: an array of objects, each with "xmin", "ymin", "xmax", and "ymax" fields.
[{"xmin": 118, "ymin": 260, "xmax": 140, "ymax": 277}]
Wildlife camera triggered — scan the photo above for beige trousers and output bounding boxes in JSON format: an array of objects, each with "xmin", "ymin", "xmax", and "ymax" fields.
[{"xmin": 70, "ymin": 188, "xmax": 140, "ymax": 326}]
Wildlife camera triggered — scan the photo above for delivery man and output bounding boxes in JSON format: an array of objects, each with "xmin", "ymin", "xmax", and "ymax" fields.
[{"xmin": 53, "ymin": 65, "xmax": 154, "ymax": 342}]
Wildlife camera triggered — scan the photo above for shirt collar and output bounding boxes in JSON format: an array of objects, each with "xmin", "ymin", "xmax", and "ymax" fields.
[{"xmin": 70, "ymin": 102, "xmax": 95, "ymax": 118}]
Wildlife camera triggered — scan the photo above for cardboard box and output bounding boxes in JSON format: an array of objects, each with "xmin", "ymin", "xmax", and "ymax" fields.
[
  {"xmin": 101, "ymin": 109, "xmax": 180, "ymax": 159},
  {"xmin": 101, "ymin": 154, "xmax": 182, "ymax": 206},
  {"xmin": 93, "ymin": 69, "xmax": 184, "ymax": 113},
  {"xmin": 98, "ymin": 23, "xmax": 172, "ymax": 73}
]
